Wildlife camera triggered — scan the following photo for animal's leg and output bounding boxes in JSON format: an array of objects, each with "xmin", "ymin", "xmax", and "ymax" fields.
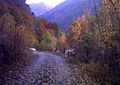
[{"xmin": 65, "ymin": 52, "xmax": 68, "ymax": 60}]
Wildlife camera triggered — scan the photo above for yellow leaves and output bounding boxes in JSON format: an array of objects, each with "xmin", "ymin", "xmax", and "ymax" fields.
[
  {"xmin": 12, "ymin": 25, "xmax": 39, "ymax": 47},
  {"xmin": 59, "ymin": 34, "xmax": 66, "ymax": 44},
  {"xmin": 69, "ymin": 11, "xmax": 91, "ymax": 45},
  {"xmin": 57, "ymin": 32, "xmax": 68, "ymax": 50},
  {"xmin": 51, "ymin": 35, "xmax": 57, "ymax": 49},
  {"xmin": 100, "ymin": 31, "xmax": 116, "ymax": 48},
  {"xmin": 95, "ymin": 0, "xmax": 120, "ymax": 48},
  {"xmin": 58, "ymin": 32, "xmax": 66, "ymax": 45},
  {"xmin": 102, "ymin": 31, "xmax": 115, "ymax": 39},
  {"xmin": 101, "ymin": 0, "xmax": 120, "ymax": 14},
  {"xmin": 71, "ymin": 26, "xmax": 81, "ymax": 41}
]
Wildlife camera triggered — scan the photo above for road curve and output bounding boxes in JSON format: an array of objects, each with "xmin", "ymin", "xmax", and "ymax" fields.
[{"xmin": 0, "ymin": 52, "xmax": 95, "ymax": 85}]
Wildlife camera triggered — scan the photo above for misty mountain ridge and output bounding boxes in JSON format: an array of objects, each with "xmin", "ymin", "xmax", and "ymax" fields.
[
  {"xmin": 41, "ymin": 0, "xmax": 99, "ymax": 31},
  {"xmin": 29, "ymin": 3, "xmax": 53, "ymax": 16}
]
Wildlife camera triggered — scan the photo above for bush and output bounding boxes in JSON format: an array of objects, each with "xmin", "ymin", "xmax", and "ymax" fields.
[
  {"xmin": 82, "ymin": 62, "xmax": 109, "ymax": 84},
  {"xmin": 0, "ymin": 26, "xmax": 36, "ymax": 64},
  {"xmin": 39, "ymin": 31, "xmax": 57, "ymax": 51}
]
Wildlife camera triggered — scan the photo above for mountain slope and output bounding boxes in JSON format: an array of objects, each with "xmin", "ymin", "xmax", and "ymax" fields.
[
  {"xmin": 0, "ymin": 0, "xmax": 30, "ymax": 11},
  {"xmin": 41, "ymin": 0, "xmax": 98, "ymax": 31},
  {"xmin": 29, "ymin": 3, "xmax": 52, "ymax": 16}
]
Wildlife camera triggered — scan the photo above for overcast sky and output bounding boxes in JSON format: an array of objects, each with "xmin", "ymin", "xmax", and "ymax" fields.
[{"xmin": 26, "ymin": 0, "xmax": 66, "ymax": 7}]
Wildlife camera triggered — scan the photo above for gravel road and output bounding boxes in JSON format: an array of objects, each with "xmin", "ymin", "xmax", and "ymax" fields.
[{"xmin": 0, "ymin": 52, "xmax": 95, "ymax": 85}]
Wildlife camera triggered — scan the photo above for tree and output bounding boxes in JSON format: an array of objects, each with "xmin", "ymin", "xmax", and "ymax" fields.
[
  {"xmin": 0, "ymin": 0, "xmax": 35, "ymax": 65},
  {"xmin": 57, "ymin": 30, "xmax": 67, "ymax": 51},
  {"xmin": 68, "ymin": 11, "xmax": 90, "ymax": 48},
  {"xmin": 0, "ymin": 25, "xmax": 36, "ymax": 64},
  {"xmin": 91, "ymin": 0, "xmax": 120, "ymax": 84},
  {"xmin": 39, "ymin": 31, "xmax": 54, "ymax": 51},
  {"xmin": 67, "ymin": 11, "xmax": 92, "ymax": 62}
]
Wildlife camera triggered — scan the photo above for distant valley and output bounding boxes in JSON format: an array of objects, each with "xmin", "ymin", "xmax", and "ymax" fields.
[{"xmin": 28, "ymin": 0, "xmax": 99, "ymax": 31}]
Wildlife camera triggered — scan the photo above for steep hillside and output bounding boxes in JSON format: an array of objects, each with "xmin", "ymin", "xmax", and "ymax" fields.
[
  {"xmin": 29, "ymin": 3, "xmax": 52, "ymax": 16},
  {"xmin": 0, "ymin": 0, "xmax": 34, "ymax": 27},
  {"xmin": 0, "ymin": 0, "xmax": 30, "ymax": 11},
  {"xmin": 41, "ymin": 0, "xmax": 98, "ymax": 31},
  {"xmin": 0, "ymin": 0, "xmax": 36, "ymax": 58}
]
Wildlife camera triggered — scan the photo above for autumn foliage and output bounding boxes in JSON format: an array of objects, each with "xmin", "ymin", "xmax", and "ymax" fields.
[
  {"xmin": 0, "ymin": 1, "xmax": 37, "ymax": 64},
  {"xmin": 67, "ymin": 0, "xmax": 120, "ymax": 84}
]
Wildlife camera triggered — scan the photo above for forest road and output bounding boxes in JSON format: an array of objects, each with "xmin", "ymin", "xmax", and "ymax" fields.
[{"xmin": 1, "ymin": 52, "xmax": 95, "ymax": 85}]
